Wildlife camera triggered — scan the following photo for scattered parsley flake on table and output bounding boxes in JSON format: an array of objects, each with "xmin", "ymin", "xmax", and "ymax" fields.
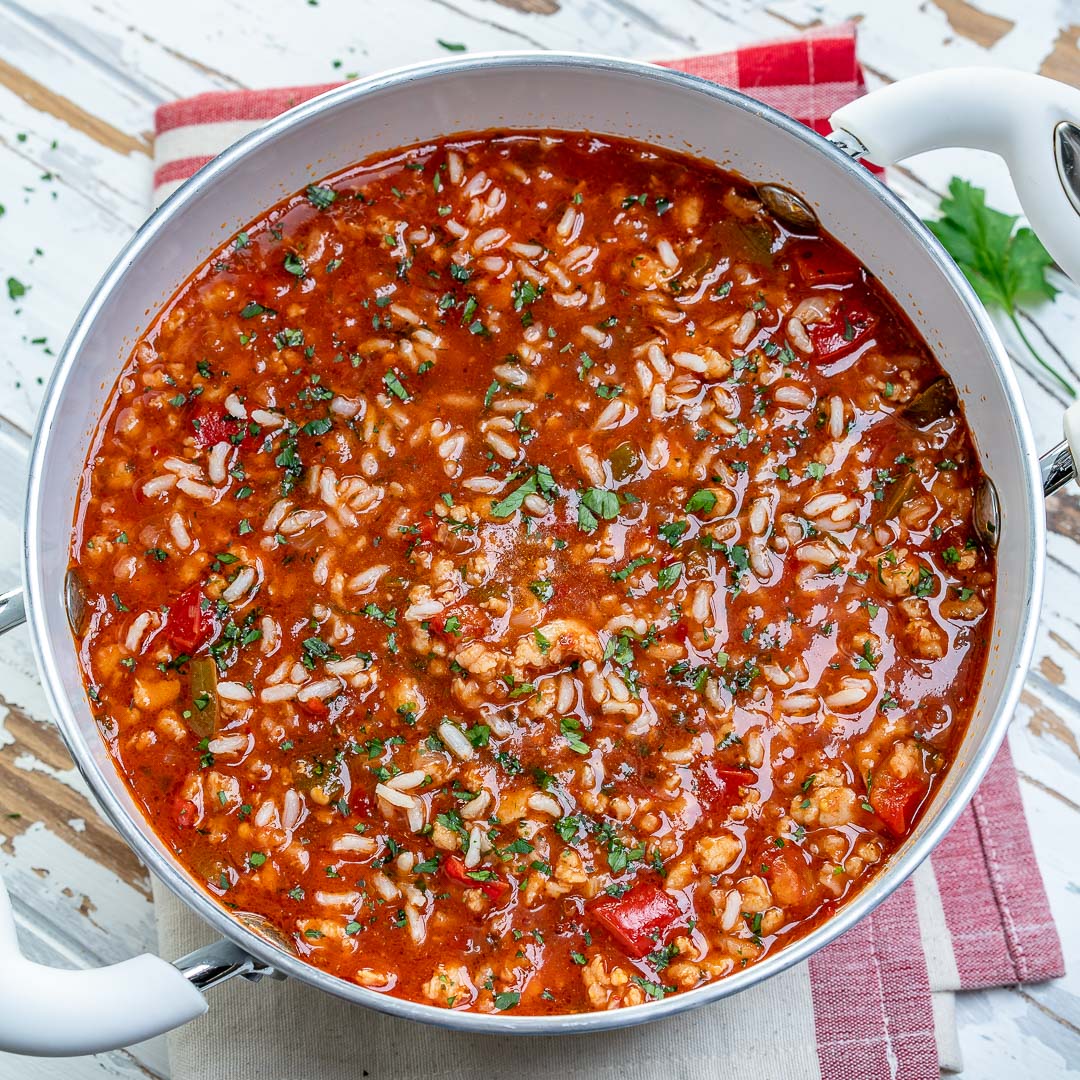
[{"xmin": 924, "ymin": 177, "xmax": 1074, "ymax": 396}]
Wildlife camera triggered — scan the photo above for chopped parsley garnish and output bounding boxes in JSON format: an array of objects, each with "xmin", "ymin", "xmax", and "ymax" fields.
[
  {"xmin": 657, "ymin": 562, "xmax": 684, "ymax": 591},
  {"xmin": 560, "ymin": 716, "xmax": 589, "ymax": 754},
  {"xmin": 305, "ymin": 184, "xmax": 337, "ymax": 209},
  {"xmin": 685, "ymin": 489, "xmax": 717, "ymax": 515},
  {"xmin": 490, "ymin": 466, "xmax": 556, "ymax": 518},
  {"xmin": 529, "ymin": 579, "xmax": 554, "ymax": 602},
  {"xmin": 610, "ymin": 556, "xmax": 654, "ymax": 582},
  {"xmin": 658, "ymin": 520, "xmax": 689, "ymax": 546},
  {"xmin": 383, "ymin": 369, "xmax": 410, "ymax": 401}
]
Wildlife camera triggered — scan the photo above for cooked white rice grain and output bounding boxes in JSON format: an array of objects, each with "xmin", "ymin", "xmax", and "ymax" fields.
[
  {"xmin": 375, "ymin": 783, "xmax": 417, "ymax": 810},
  {"xmin": 142, "ymin": 474, "xmax": 177, "ymax": 498},
  {"xmin": 774, "ymin": 384, "xmax": 813, "ymax": 409},
  {"xmin": 260, "ymin": 683, "xmax": 301, "ymax": 703},
  {"xmin": 297, "ymin": 679, "xmax": 340, "ymax": 703},
  {"xmin": 657, "ymin": 238, "xmax": 679, "ymax": 269},
  {"xmin": 371, "ymin": 871, "xmax": 400, "ymax": 900},
  {"xmin": 207, "ymin": 734, "xmax": 248, "ymax": 754},
  {"xmin": 124, "ymin": 612, "xmax": 155, "ymax": 654},
  {"xmin": 216, "ymin": 681, "xmax": 253, "ymax": 702},
  {"xmin": 439, "ymin": 720, "xmax": 475, "ymax": 761},
  {"xmin": 162, "ymin": 457, "xmax": 202, "ymax": 480},
  {"xmin": 405, "ymin": 598, "xmax": 445, "ymax": 620},
  {"xmin": 221, "ymin": 566, "xmax": 256, "ymax": 604},
  {"xmin": 786, "ymin": 317, "xmax": 813, "ymax": 354},
  {"xmin": 527, "ymin": 793, "xmax": 562, "ymax": 817},
  {"xmin": 473, "ymin": 228, "xmax": 507, "ymax": 253},
  {"xmin": 177, "ymin": 478, "xmax": 217, "ymax": 502},
  {"xmin": 250, "ymin": 408, "xmax": 286, "ymax": 428},
  {"xmin": 315, "ymin": 891, "xmax": 361, "ymax": 908},
  {"xmin": 208, "ymin": 441, "xmax": 231, "ymax": 485},
  {"xmin": 168, "ymin": 512, "xmax": 192, "ymax": 551},
  {"xmin": 283, "ymin": 788, "xmax": 304, "ymax": 831},
  {"xmin": 386, "ymin": 770, "xmax": 427, "ymax": 792}
]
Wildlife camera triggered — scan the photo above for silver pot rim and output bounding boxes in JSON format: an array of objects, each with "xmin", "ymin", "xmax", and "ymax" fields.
[{"xmin": 22, "ymin": 50, "xmax": 1045, "ymax": 1034}]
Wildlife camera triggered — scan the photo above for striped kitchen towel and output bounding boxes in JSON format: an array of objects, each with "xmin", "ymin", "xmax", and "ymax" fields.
[
  {"xmin": 152, "ymin": 23, "xmax": 875, "ymax": 205},
  {"xmin": 149, "ymin": 24, "xmax": 1063, "ymax": 1080}
]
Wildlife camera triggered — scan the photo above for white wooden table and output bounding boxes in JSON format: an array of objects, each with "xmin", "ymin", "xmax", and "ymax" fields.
[{"xmin": 0, "ymin": 1, "xmax": 1077, "ymax": 1075}]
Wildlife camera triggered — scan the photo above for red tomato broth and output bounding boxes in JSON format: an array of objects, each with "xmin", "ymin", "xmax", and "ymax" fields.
[{"xmin": 70, "ymin": 131, "xmax": 994, "ymax": 1015}]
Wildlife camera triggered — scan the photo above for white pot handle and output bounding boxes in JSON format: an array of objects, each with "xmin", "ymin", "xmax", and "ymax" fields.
[
  {"xmin": 0, "ymin": 871, "xmax": 207, "ymax": 1056},
  {"xmin": 830, "ymin": 68, "xmax": 1080, "ymax": 285},
  {"xmin": 0, "ymin": 590, "xmax": 279, "ymax": 1056},
  {"xmin": 832, "ymin": 67, "xmax": 1080, "ymax": 491}
]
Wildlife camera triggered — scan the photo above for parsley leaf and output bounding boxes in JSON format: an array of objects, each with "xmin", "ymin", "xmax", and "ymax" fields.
[
  {"xmin": 577, "ymin": 487, "xmax": 620, "ymax": 532},
  {"xmin": 925, "ymin": 178, "xmax": 1073, "ymax": 396}
]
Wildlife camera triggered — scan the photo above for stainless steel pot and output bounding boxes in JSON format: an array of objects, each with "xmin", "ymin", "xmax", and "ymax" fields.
[{"xmin": 2, "ymin": 52, "xmax": 1079, "ymax": 1056}]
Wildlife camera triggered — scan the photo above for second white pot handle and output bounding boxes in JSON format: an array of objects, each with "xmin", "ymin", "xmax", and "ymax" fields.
[
  {"xmin": 830, "ymin": 68, "xmax": 1080, "ymax": 285},
  {"xmin": 0, "ymin": 873, "xmax": 207, "ymax": 1055},
  {"xmin": 0, "ymin": 590, "xmax": 280, "ymax": 1056}
]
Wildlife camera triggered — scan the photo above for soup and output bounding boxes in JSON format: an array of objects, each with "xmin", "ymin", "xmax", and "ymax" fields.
[{"xmin": 69, "ymin": 132, "xmax": 993, "ymax": 1014}]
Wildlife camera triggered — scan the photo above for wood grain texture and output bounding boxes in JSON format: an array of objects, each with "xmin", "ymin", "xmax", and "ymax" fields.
[
  {"xmin": 0, "ymin": 55, "xmax": 149, "ymax": 156},
  {"xmin": 0, "ymin": 1, "xmax": 1077, "ymax": 1076}
]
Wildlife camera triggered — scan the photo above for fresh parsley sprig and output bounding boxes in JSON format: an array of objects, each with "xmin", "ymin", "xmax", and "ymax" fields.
[{"xmin": 924, "ymin": 178, "xmax": 1074, "ymax": 397}]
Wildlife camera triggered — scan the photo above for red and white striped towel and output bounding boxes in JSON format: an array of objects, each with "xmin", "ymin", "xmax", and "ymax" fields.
[{"xmin": 149, "ymin": 25, "xmax": 1063, "ymax": 1080}]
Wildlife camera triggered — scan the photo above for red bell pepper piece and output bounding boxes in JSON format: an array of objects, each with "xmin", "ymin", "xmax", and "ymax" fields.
[
  {"xmin": 444, "ymin": 855, "xmax": 510, "ymax": 903},
  {"xmin": 790, "ymin": 241, "xmax": 861, "ymax": 287},
  {"xmin": 165, "ymin": 584, "xmax": 213, "ymax": 654},
  {"xmin": 588, "ymin": 881, "xmax": 682, "ymax": 959},
  {"xmin": 868, "ymin": 771, "xmax": 927, "ymax": 838},
  {"xmin": 808, "ymin": 293, "xmax": 879, "ymax": 361},
  {"xmin": 697, "ymin": 763, "xmax": 755, "ymax": 816}
]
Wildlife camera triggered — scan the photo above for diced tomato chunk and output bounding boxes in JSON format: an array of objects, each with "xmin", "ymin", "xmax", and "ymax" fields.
[
  {"xmin": 697, "ymin": 763, "xmax": 754, "ymax": 816},
  {"xmin": 588, "ymin": 881, "xmax": 682, "ymax": 959},
  {"xmin": 428, "ymin": 606, "xmax": 490, "ymax": 640},
  {"xmin": 165, "ymin": 584, "xmax": 213, "ymax": 654},
  {"xmin": 790, "ymin": 240, "xmax": 862, "ymax": 287},
  {"xmin": 760, "ymin": 843, "xmax": 814, "ymax": 908},
  {"xmin": 300, "ymin": 696, "xmax": 330, "ymax": 718},
  {"xmin": 444, "ymin": 855, "xmax": 510, "ymax": 903},
  {"xmin": 172, "ymin": 798, "xmax": 199, "ymax": 830},
  {"xmin": 192, "ymin": 407, "xmax": 254, "ymax": 450},
  {"xmin": 808, "ymin": 292, "xmax": 879, "ymax": 361},
  {"xmin": 868, "ymin": 771, "xmax": 927, "ymax": 837}
]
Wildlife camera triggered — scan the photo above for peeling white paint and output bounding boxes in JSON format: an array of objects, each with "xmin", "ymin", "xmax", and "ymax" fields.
[{"xmin": 12, "ymin": 751, "xmax": 85, "ymax": 793}]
